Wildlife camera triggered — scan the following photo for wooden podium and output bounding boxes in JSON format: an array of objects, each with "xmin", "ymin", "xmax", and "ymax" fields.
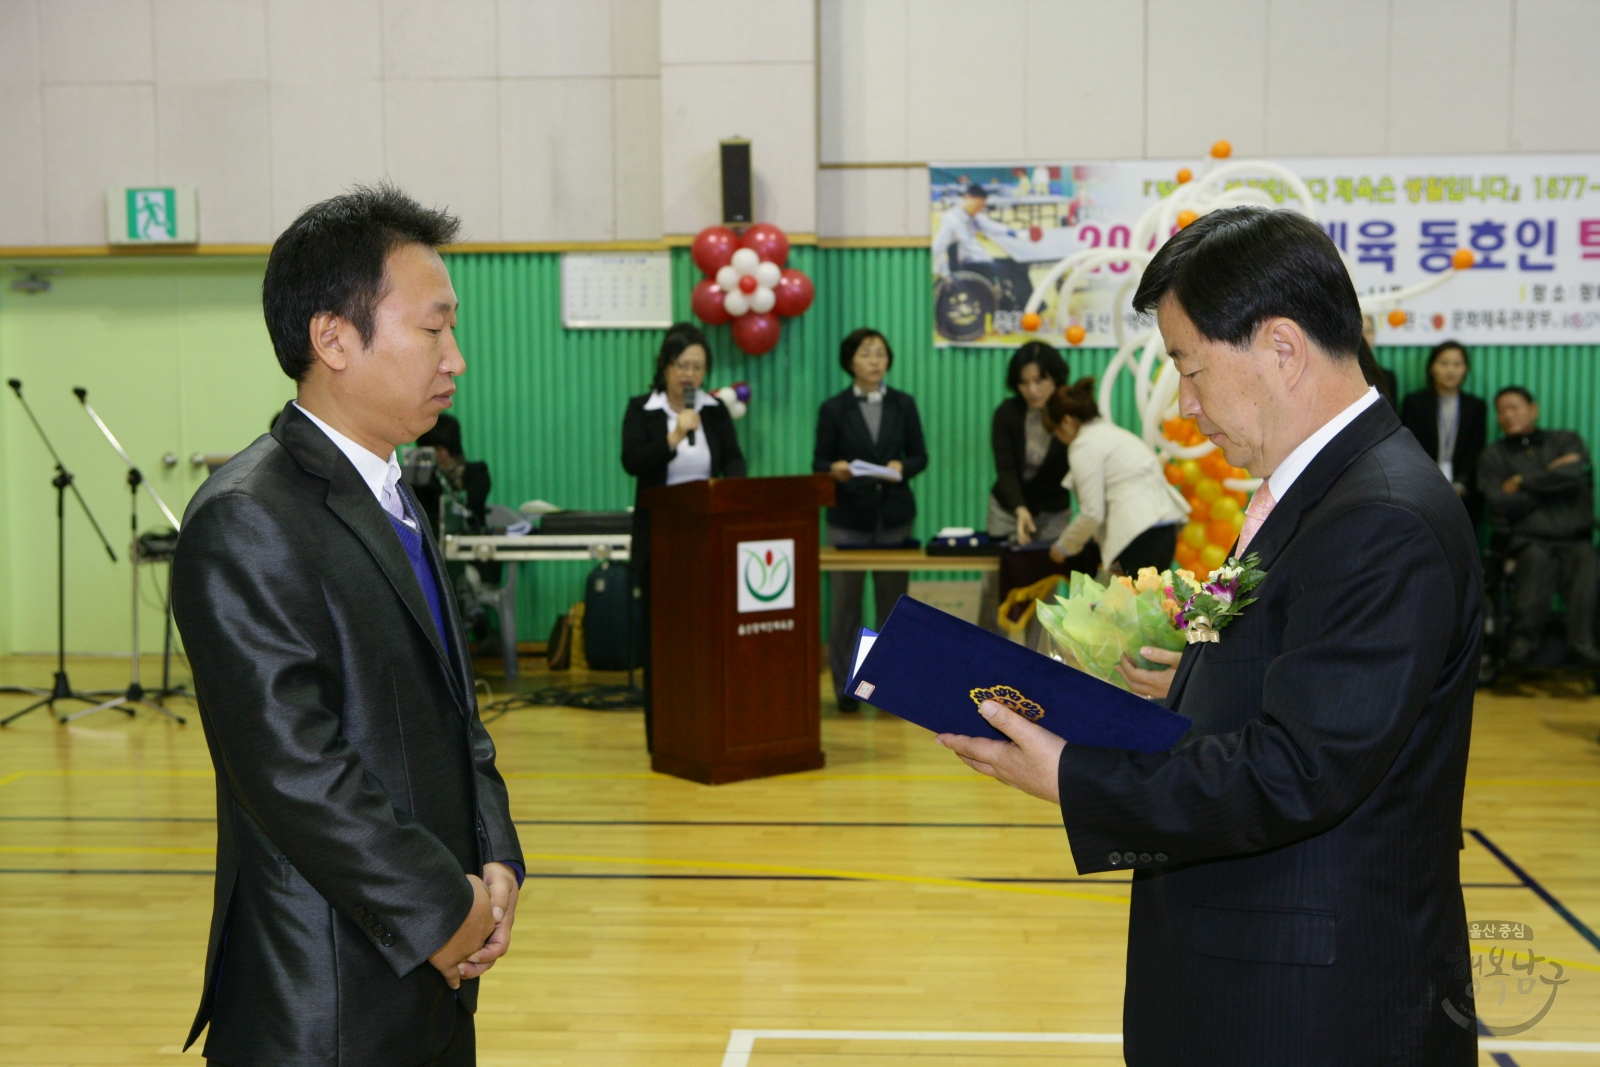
[{"xmin": 642, "ymin": 474, "xmax": 834, "ymax": 784}]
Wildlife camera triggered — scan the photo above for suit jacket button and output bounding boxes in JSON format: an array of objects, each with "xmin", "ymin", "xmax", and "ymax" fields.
[
  {"xmin": 1138, "ymin": 853, "xmax": 1152, "ymax": 863},
  {"xmin": 1122, "ymin": 852, "xmax": 1137, "ymax": 863},
  {"xmin": 382, "ymin": 935, "xmax": 396, "ymax": 947},
  {"xmin": 353, "ymin": 906, "xmax": 367, "ymax": 919},
  {"xmin": 375, "ymin": 924, "xmax": 387, "ymax": 937},
  {"xmin": 1107, "ymin": 852, "xmax": 1121, "ymax": 865},
  {"xmin": 1154, "ymin": 853, "xmax": 1168, "ymax": 862}
]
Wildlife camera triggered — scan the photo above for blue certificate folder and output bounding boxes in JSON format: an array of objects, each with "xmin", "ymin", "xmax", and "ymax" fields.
[{"xmin": 847, "ymin": 596, "xmax": 1192, "ymax": 753}]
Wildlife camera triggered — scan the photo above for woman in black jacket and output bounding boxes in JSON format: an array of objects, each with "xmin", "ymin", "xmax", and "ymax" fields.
[
  {"xmin": 812, "ymin": 327, "xmax": 928, "ymax": 709},
  {"xmin": 622, "ymin": 323, "xmax": 747, "ymax": 748},
  {"xmin": 1399, "ymin": 339, "xmax": 1487, "ymax": 526},
  {"xmin": 988, "ymin": 341, "xmax": 1072, "ymax": 544}
]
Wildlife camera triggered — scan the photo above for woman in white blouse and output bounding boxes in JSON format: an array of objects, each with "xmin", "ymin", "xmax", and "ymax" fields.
[{"xmin": 1046, "ymin": 377, "xmax": 1189, "ymax": 575}]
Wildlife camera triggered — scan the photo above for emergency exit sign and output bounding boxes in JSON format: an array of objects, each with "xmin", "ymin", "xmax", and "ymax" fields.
[{"xmin": 106, "ymin": 185, "xmax": 198, "ymax": 245}]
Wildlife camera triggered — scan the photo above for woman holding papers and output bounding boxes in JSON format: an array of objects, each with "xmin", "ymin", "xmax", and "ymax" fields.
[
  {"xmin": 1046, "ymin": 378, "xmax": 1188, "ymax": 575},
  {"xmin": 622, "ymin": 323, "xmax": 747, "ymax": 750},
  {"xmin": 813, "ymin": 327, "xmax": 928, "ymax": 710}
]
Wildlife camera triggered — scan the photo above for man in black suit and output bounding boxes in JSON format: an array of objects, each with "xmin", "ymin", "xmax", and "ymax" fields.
[
  {"xmin": 940, "ymin": 207, "xmax": 1482, "ymax": 1065},
  {"xmin": 172, "ymin": 185, "xmax": 523, "ymax": 1067}
]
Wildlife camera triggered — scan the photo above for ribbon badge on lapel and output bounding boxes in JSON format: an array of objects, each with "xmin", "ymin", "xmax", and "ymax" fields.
[{"xmin": 969, "ymin": 685, "xmax": 1046, "ymax": 723}]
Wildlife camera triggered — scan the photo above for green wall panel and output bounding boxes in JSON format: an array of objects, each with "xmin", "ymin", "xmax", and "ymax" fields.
[{"xmin": 4, "ymin": 249, "xmax": 1594, "ymax": 654}]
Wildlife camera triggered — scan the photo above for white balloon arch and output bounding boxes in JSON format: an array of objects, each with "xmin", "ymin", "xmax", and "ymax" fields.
[{"xmin": 1022, "ymin": 149, "xmax": 1473, "ymax": 493}]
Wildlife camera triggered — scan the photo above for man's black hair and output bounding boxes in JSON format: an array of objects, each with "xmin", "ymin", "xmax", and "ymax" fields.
[
  {"xmin": 1132, "ymin": 206, "xmax": 1363, "ymax": 361},
  {"xmin": 1005, "ymin": 341, "xmax": 1069, "ymax": 393},
  {"xmin": 1495, "ymin": 385, "xmax": 1535, "ymax": 406},
  {"xmin": 416, "ymin": 412, "xmax": 463, "ymax": 456},
  {"xmin": 651, "ymin": 322, "xmax": 711, "ymax": 391},
  {"xmin": 263, "ymin": 183, "xmax": 461, "ymax": 380},
  {"xmin": 964, "ymin": 184, "xmax": 988, "ymax": 199},
  {"xmin": 839, "ymin": 328, "xmax": 893, "ymax": 375}
]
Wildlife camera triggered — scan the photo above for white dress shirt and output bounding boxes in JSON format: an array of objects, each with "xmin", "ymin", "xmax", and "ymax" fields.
[
  {"xmin": 293, "ymin": 402, "xmax": 414, "ymax": 528},
  {"xmin": 1265, "ymin": 387, "xmax": 1380, "ymax": 503},
  {"xmin": 643, "ymin": 389, "xmax": 716, "ymax": 486}
]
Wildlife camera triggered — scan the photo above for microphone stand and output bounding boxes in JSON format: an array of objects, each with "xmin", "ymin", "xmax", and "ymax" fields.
[
  {"xmin": 61, "ymin": 388, "xmax": 188, "ymax": 724},
  {"xmin": 1, "ymin": 379, "xmax": 120, "ymax": 727}
]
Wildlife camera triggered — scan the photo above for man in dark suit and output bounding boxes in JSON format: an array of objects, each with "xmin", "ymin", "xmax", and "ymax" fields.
[
  {"xmin": 940, "ymin": 207, "xmax": 1482, "ymax": 1065},
  {"xmin": 172, "ymin": 185, "xmax": 523, "ymax": 1067}
]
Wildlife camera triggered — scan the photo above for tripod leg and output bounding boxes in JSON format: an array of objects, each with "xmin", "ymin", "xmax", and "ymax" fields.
[
  {"xmin": 134, "ymin": 698, "xmax": 186, "ymax": 725},
  {"xmin": 60, "ymin": 695, "xmax": 133, "ymax": 724},
  {"xmin": 2, "ymin": 695, "xmax": 57, "ymax": 727}
]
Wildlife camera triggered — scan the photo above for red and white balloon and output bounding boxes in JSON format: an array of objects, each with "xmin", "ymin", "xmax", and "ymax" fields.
[{"xmin": 689, "ymin": 223, "xmax": 814, "ymax": 355}]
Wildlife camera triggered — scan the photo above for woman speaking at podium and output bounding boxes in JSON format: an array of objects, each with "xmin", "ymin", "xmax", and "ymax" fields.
[
  {"xmin": 622, "ymin": 323, "xmax": 747, "ymax": 750},
  {"xmin": 813, "ymin": 328, "xmax": 928, "ymax": 710}
]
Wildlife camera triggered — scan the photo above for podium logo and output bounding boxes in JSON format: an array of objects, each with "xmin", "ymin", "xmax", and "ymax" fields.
[{"xmin": 737, "ymin": 539, "xmax": 795, "ymax": 613}]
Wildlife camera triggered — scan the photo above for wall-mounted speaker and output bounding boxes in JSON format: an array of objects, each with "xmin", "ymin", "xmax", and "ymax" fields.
[{"xmin": 720, "ymin": 138, "xmax": 752, "ymax": 226}]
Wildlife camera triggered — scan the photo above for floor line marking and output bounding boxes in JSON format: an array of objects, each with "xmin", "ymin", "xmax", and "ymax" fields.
[
  {"xmin": 716, "ymin": 1028, "xmax": 1600, "ymax": 1066},
  {"xmin": 520, "ymin": 852, "xmax": 1132, "ymax": 904},
  {"xmin": 1469, "ymin": 828, "xmax": 1600, "ymax": 955}
]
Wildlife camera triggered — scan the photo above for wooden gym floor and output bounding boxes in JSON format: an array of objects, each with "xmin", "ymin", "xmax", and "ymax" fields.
[{"xmin": 2, "ymin": 653, "xmax": 1598, "ymax": 1066}]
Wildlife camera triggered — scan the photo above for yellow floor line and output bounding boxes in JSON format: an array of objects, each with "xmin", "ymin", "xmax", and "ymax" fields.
[{"xmin": 0, "ymin": 845, "xmax": 214, "ymax": 855}]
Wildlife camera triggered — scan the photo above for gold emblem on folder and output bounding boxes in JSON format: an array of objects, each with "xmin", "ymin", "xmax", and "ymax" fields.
[{"xmin": 969, "ymin": 685, "xmax": 1046, "ymax": 722}]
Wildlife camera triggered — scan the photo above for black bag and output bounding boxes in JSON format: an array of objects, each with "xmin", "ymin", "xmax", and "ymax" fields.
[
  {"xmin": 582, "ymin": 562, "xmax": 643, "ymax": 670},
  {"xmin": 540, "ymin": 510, "xmax": 633, "ymax": 535}
]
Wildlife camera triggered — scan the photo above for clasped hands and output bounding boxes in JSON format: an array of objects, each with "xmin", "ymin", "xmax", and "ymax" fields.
[{"xmin": 428, "ymin": 861, "xmax": 519, "ymax": 989}]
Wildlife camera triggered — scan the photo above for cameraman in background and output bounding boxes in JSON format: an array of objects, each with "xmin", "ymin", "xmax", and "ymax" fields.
[
  {"xmin": 411, "ymin": 413, "xmax": 492, "ymax": 540},
  {"xmin": 406, "ymin": 413, "xmax": 499, "ymax": 649}
]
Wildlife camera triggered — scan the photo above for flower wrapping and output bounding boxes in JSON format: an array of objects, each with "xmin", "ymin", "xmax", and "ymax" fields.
[{"xmin": 1035, "ymin": 567, "xmax": 1189, "ymax": 691}]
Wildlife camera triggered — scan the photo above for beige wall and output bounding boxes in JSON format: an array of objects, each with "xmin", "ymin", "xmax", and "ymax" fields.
[
  {"xmin": 816, "ymin": 0, "xmax": 1600, "ymax": 237},
  {"xmin": 660, "ymin": 0, "xmax": 815, "ymax": 234},
  {"xmin": 0, "ymin": 0, "xmax": 663, "ymax": 245},
  {"xmin": 5, "ymin": 0, "xmax": 1600, "ymax": 247}
]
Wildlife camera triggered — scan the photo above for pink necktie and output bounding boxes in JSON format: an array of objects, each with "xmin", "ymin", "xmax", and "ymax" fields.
[{"xmin": 1236, "ymin": 481, "xmax": 1276, "ymax": 556}]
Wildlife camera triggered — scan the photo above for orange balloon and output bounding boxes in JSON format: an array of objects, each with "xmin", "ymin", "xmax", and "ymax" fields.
[
  {"xmin": 1177, "ymin": 210, "xmax": 1199, "ymax": 229},
  {"xmin": 1387, "ymin": 308, "xmax": 1407, "ymax": 327},
  {"xmin": 1451, "ymin": 247, "xmax": 1476, "ymax": 270},
  {"xmin": 1188, "ymin": 498, "xmax": 1212, "ymax": 524},
  {"xmin": 1064, "ymin": 324, "xmax": 1087, "ymax": 345},
  {"xmin": 1207, "ymin": 519, "xmax": 1236, "ymax": 546},
  {"xmin": 1227, "ymin": 489, "xmax": 1249, "ymax": 508},
  {"xmin": 1162, "ymin": 418, "xmax": 1187, "ymax": 440},
  {"xmin": 1020, "ymin": 311, "xmax": 1042, "ymax": 332},
  {"xmin": 1175, "ymin": 542, "xmax": 1201, "ymax": 572},
  {"xmin": 1163, "ymin": 462, "xmax": 1184, "ymax": 486},
  {"xmin": 1180, "ymin": 522, "xmax": 1208, "ymax": 551},
  {"xmin": 1199, "ymin": 451, "xmax": 1230, "ymax": 478},
  {"xmin": 1200, "ymin": 543, "xmax": 1229, "ymax": 573},
  {"xmin": 1211, "ymin": 140, "xmax": 1232, "ymax": 159},
  {"xmin": 1176, "ymin": 167, "xmax": 1193, "ymax": 184}
]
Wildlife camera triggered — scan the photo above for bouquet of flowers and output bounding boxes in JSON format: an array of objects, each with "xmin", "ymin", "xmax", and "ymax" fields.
[{"xmin": 1036, "ymin": 567, "xmax": 1190, "ymax": 691}]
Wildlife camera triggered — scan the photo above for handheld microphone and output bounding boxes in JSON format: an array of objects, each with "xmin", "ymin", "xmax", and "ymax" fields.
[{"xmin": 683, "ymin": 382, "xmax": 697, "ymax": 447}]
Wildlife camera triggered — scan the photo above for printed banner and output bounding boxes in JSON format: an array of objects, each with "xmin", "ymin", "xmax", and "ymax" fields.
[{"xmin": 929, "ymin": 155, "xmax": 1600, "ymax": 347}]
